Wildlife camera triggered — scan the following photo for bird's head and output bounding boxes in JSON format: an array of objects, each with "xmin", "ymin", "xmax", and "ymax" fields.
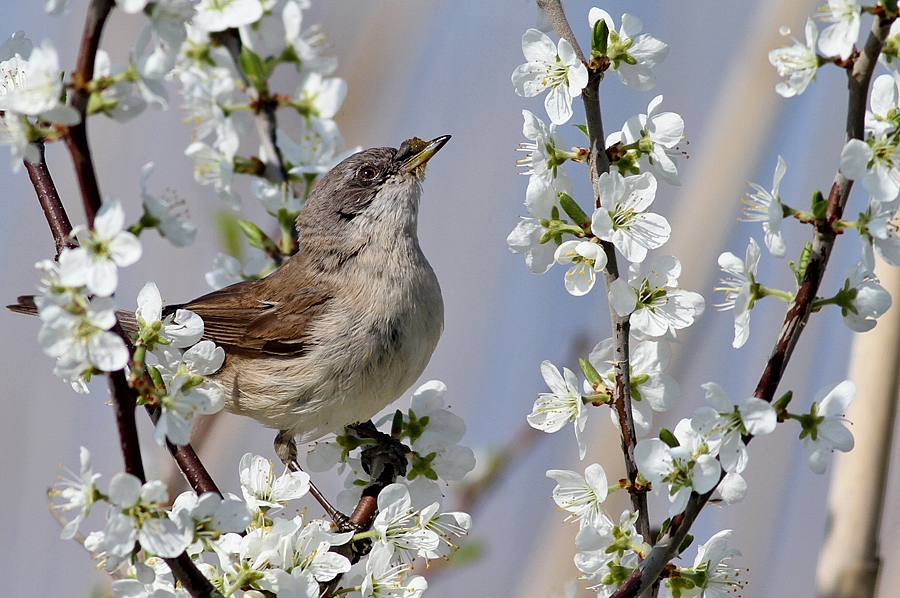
[{"xmin": 295, "ymin": 135, "xmax": 450, "ymax": 240}]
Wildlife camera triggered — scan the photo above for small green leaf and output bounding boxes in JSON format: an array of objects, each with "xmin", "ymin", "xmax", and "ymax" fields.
[
  {"xmin": 592, "ymin": 18, "xmax": 609, "ymax": 56},
  {"xmin": 677, "ymin": 533, "xmax": 695, "ymax": 556},
  {"xmin": 559, "ymin": 192, "xmax": 591, "ymax": 227},
  {"xmin": 659, "ymin": 427, "xmax": 679, "ymax": 448},
  {"xmin": 237, "ymin": 220, "xmax": 280, "ymax": 257},
  {"xmin": 811, "ymin": 189, "xmax": 827, "ymax": 220},
  {"xmin": 240, "ymin": 46, "xmax": 267, "ymax": 91},
  {"xmin": 580, "ymin": 358, "xmax": 602, "ymax": 385},
  {"xmin": 884, "ymin": 0, "xmax": 898, "ymax": 15},
  {"xmin": 797, "ymin": 242, "xmax": 812, "ymax": 283},
  {"xmin": 773, "ymin": 390, "xmax": 793, "ymax": 415},
  {"xmin": 573, "ymin": 123, "xmax": 590, "ymax": 139}
]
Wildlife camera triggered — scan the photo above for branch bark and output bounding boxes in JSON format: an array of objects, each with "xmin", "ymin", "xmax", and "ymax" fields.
[
  {"xmin": 537, "ymin": 0, "xmax": 650, "ymax": 543},
  {"xmin": 610, "ymin": 13, "xmax": 895, "ymax": 598},
  {"xmin": 24, "ymin": 141, "xmax": 74, "ymax": 257}
]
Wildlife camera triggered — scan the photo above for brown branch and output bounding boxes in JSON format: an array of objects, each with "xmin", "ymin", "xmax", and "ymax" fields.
[
  {"xmin": 58, "ymin": 4, "xmax": 224, "ymax": 594},
  {"xmin": 538, "ymin": 0, "xmax": 649, "ymax": 541},
  {"xmin": 536, "ymin": 0, "xmax": 586, "ymax": 63},
  {"xmin": 109, "ymin": 368, "xmax": 146, "ymax": 481},
  {"xmin": 24, "ymin": 140, "xmax": 74, "ymax": 257},
  {"xmin": 610, "ymin": 13, "xmax": 895, "ymax": 598},
  {"xmin": 108, "ymin": 338, "xmax": 222, "ymax": 597},
  {"xmin": 65, "ymin": 0, "xmax": 114, "ymax": 225}
]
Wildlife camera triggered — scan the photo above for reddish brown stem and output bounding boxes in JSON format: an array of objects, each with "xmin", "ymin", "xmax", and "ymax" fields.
[{"xmin": 24, "ymin": 141, "xmax": 74, "ymax": 257}]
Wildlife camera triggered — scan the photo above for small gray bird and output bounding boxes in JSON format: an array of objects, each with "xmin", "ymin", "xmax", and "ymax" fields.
[{"xmin": 14, "ymin": 135, "xmax": 448, "ymax": 468}]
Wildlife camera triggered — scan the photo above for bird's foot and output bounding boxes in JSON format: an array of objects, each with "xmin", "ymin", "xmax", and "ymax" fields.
[
  {"xmin": 274, "ymin": 430, "xmax": 362, "ymax": 533},
  {"xmin": 349, "ymin": 421, "xmax": 410, "ymax": 481}
]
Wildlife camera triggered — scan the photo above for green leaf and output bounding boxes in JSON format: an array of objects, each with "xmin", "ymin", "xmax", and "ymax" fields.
[
  {"xmin": 677, "ymin": 533, "xmax": 695, "ymax": 556},
  {"xmin": 773, "ymin": 390, "xmax": 793, "ymax": 415},
  {"xmin": 793, "ymin": 242, "xmax": 812, "ymax": 284},
  {"xmin": 810, "ymin": 189, "xmax": 827, "ymax": 220},
  {"xmin": 559, "ymin": 192, "xmax": 591, "ymax": 227},
  {"xmin": 239, "ymin": 46, "xmax": 267, "ymax": 91},
  {"xmin": 580, "ymin": 358, "xmax": 602, "ymax": 385},
  {"xmin": 592, "ymin": 18, "xmax": 609, "ymax": 56},
  {"xmin": 237, "ymin": 219, "xmax": 279, "ymax": 257},
  {"xmin": 885, "ymin": 0, "xmax": 898, "ymax": 15},
  {"xmin": 659, "ymin": 427, "xmax": 679, "ymax": 448},
  {"xmin": 215, "ymin": 210, "xmax": 244, "ymax": 261},
  {"xmin": 573, "ymin": 123, "xmax": 590, "ymax": 140}
]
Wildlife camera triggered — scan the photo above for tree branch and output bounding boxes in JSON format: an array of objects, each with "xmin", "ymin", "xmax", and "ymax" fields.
[
  {"xmin": 24, "ymin": 140, "xmax": 74, "ymax": 257},
  {"xmin": 65, "ymin": 0, "xmax": 114, "ymax": 225},
  {"xmin": 610, "ymin": 13, "xmax": 895, "ymax": 598},
  {"xmin": 537, "ymin": 0, "xmax": 649, "ymax": 542}
]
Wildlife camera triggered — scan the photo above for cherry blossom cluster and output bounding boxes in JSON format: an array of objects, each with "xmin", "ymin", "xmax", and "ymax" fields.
[
  {"xmin": 509, "ymin": 1, "xmax": 884, "ymax": 596},
  {"xmin": 172, "ymin": 0, "xmax": 357, "ymax": 285},
  {"xmin": 50, "ymin": 382, "xmax": 473, "ymax": 598},
  {"xmin": 307, "ymin": 381, "xmax": 477, "ymax": 516}
]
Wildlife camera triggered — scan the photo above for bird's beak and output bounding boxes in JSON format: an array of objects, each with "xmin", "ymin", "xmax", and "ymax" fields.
[{"xmin": 398, "ymin": 135, "xmax": 451, "ymax": 175}]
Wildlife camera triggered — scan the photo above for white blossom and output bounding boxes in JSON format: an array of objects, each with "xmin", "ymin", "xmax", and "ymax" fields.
[
  {"xmin": 518, "ymin": 109, "xmax": 573, "ymax": 215},
  {"xmin": 135, "ymin": 281, "xmax": 204, "ymax": 349},
  {"xmin": 51, "ymin": 446, "xmax": 101, "ymax": 540},
  {"xmin": 588, "ymin": 337, "xmax": 678, "ymax": 437},
  {"xmin": 839, "ymin": 264, "xmax": 892, "ymax": 332},
  {"xmin": 858, "ymin": 198, "xmax": 900, "ymax": 270},
  {"xmin": 372, "ymin": 484, "xmax": 440, "ymax": 563},
  {"xmin": 507, "ymin": 217, "xmax": 558, "ymax": 274},
  {"xmin": 666, "ymin": 530, "xmax": 743, "ymax": 598},
  {"xmin": 588, "ymin": 9, "xmax": 669, "ymax": 91},
  {"xmin": 140, "ymin": 163, "xmax": 197, "ymax": 247},
  {"xmin": 691, "ymin": 382, "xmax": 776, "ymax": 473},
  {"xmin": 60, "ymin": 199, "xmax": 143, "ymax": 297},
  {"xmin": 590, "ymin": 171, "xmax": 669, "ymax": 262},
  {"xmin": 512, "ymin": 28, "xmax": 589, "ymax": 125},
  {"xmin": 37, "ymin": 295, "xmax": 129, "ymax": 379},
  {"xmin": 635, "ymin": 419, "xmax": 721, "ymax": 517},
  {"xmin": 742, "ymin": 155, "xmax": 787, "ymax": 258},
  {"xmin": 193, "ymin": 0, "xmax": 263, "ymax": 32},
  {"xmin": 801, "ymin": 380, "xmax": 856, "ymax": 474},
  {"xmin": 546, "ymin": 463, "xmax": 609, "ymax": 528},
  {"xmin": 770, "ymin": 18, "xmax": 820, "ymax": 98},
  {"xmin": 608, "ymin": 255, "xmax": 705, "ymax": 338},
  {"xmin": 554, "ymin": 240, "xmax": 608, "ymax": 296},
  {"xmin": 715, "ymin": 238, "xmax": 761, "ymax": 349},
  {"xmin": 606, "ymin": 96, "xmax": 683, "ymax": 185},
  {"xmin": 239, "ymin": 453, "xmax": 311, "ymax": 512},
  {"xmin": 817, "ymin": 0, "xmax": 861, "ymax": 61},
  {"xmin": 528, "ymin": 361, "xmax": 587, "ymax": 459},
  {"xmin": 840, "ymin": 137, "xmax": 900, "ymax": 204}
]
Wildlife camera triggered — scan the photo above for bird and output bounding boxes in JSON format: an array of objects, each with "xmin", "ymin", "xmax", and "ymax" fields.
[{"xmin": 12, "ymin": 135, "xmax": 449, "ymax": 470}]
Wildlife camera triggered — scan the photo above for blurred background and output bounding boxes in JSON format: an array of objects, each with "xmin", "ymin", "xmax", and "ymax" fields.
[{"xmin": 2, "ymin": 0, "xmax": 899, "ymax": 596}]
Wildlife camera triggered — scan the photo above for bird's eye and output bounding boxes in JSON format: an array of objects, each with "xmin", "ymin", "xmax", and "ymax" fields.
[{"xmin": 358, "ymin": 165, "xmax": 378, "ymax": 181}]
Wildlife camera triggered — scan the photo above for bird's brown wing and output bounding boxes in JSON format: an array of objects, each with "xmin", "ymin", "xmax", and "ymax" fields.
[{"xmin": 180, "ymin": 280, "xmax": 333, "ymax": 356}]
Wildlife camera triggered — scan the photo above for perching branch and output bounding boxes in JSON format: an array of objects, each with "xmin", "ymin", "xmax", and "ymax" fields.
[
  {"xmin": 609, "ymin": 13, "xmax": 895, "ymax": 598},
  {"xmin": 538, "ymin": 0, "xmax": 649, "ymax": 543}
]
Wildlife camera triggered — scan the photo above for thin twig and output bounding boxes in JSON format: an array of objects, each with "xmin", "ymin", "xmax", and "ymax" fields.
[
  {"xmin": 65, "ymin": 0, "xmax": 114, "ymax": 225},
  {"xmin": 609, "ymin": 13, "xmax": 894, "ymax": 598},
  {"xmin": 24, "ymin": 140, "xmax": 74, "ymax": 257}
]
